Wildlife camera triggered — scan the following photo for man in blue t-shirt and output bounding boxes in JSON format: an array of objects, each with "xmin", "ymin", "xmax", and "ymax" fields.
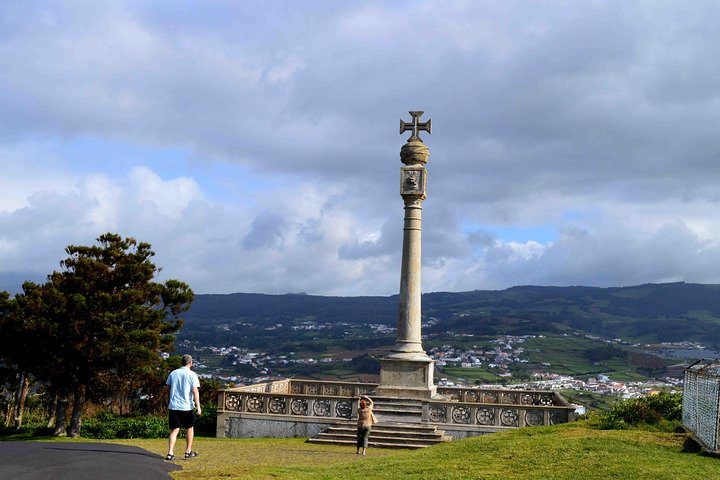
[{"xmin": 165, "ymin": 354, "xmax": 202, "ymax": 461}]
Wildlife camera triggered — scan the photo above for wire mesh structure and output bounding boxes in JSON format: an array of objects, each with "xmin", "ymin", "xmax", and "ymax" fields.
[{"xmin": 683, "ymin": 360, "xmax": 720, "ymax": 452}]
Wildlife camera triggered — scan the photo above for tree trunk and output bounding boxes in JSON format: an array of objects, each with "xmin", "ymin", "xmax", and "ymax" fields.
[
  {"xmin": 53, "ymin": 387, "xmax": 69, "ymax": 436},
  {"xmin": 67, "ymin": 384, "xmax": 86, "ymax": 438},
  {"xmin": 13, "ymin": 373, "xmax": 30, "ymax": 430},
  {"xmin": 47, "ymin": 391, "xmax": 59, "ymax": 428},
  {"xmin": 4, "ymin": 399, "xmax": 13, "ymax": 427}
]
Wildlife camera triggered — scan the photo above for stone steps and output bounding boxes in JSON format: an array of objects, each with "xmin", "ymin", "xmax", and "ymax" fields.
[
  {"xmin": 370, "ymin": 396, "xmax": 424, "ymax": 406},
  {"xmin": 307, "ymin": 438, "xmax": 431, "ymax": 449},
  {"xmin": 324, "ymin": 425, "xmax": 446, "ymax": 440},
  {"xmin": 371, "ymin": 396, "xmax": 424, "ymax": 423},
  {"xmin": 307, "ymin": 422, "xmax": 452, "ymax": 449}
]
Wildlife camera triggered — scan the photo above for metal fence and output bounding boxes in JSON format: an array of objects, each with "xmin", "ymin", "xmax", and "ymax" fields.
[{"xmin": 683, "ymin": 360, "xmax": 720, "ymax": 452}]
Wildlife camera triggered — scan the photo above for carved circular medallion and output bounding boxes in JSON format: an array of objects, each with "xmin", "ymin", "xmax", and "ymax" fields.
[
  {"xmin": 476, "ymin": 407, "xmax": 495, "ymax": 425},
  {"xmin": 224, "ymin": 394, "xmax": 240, "ymax": 411},
  {"xmin": 313, "ymin": 399, "xmax": 331, "ymax": 417},
  {"xmin": 525, "ymin": 410, "xmax": 543, "ymax": 426},
  {"xmin": 451, "ymin": 406, "xmax": 471, "ymax": 424},
  {"xmin": 290, "ymin": 398, "xmax": 308, "ymax": 416},
  {"xmin": 246, "ymin": 395, "xmax": 263, "ymax": 413},
  {"xmin": 500, "ymin": 408, "xmax": 519, "ymax": 426},
  {"xmin": 539, "ymin": 395, "xmax": 554, "ymax": 406},
  {"xmin": 269, "ymin": 397, "xmax": 286, "ymax": 414},
  {"xmin": 429, "ymin": 406, "xmax": 447, "ymax": 423},
  {"xmin": 336, "ymin": 400, "xmax": 352, "ymax": 418},
  {"xmin": 521, "ymin": 394, "xmax": 535, "ymax": 405}
]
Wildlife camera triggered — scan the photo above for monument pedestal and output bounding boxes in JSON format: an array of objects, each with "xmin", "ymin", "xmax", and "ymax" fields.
[{"xmin": 376, "ymin": 356, "xmax": 437, "ymax": 399}]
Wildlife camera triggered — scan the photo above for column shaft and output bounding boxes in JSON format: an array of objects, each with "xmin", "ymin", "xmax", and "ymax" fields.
[{"xmin": 395, "ymin": 200, "xmax": 424, "ymax": 353}]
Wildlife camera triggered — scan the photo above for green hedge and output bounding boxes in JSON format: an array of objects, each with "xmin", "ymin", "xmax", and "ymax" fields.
[
  {"xmin": 194, "ymin": 404, "xmax": 217, "ymax": 434},
  {"xmin": 82, "ymin": 406, "xmax": 217, "ymax": 439},
  {"xmin": 82, "ymin": 412, "xmax": 169, "ymax": 439}
]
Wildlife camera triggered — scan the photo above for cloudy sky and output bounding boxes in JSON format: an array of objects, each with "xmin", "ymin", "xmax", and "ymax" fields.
[{"xmin": 2, "ymin": 1, "xmax": 720, "ymax": 296}]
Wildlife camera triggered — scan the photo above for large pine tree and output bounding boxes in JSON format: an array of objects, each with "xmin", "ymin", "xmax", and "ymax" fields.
[{"xmin": 0, "ymin": 233, "xmax": 194, "ymax": 436}]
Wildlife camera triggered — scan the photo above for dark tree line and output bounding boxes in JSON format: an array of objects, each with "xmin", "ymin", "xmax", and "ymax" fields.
[{"xmin": 0, "ymin": 233, "xmax": 193, "ymax": 436}]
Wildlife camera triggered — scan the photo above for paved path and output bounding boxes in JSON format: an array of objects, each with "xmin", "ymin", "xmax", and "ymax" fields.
[{"xmin": 0, "ymin": 441, "xmax": 181, "ymax": 480}]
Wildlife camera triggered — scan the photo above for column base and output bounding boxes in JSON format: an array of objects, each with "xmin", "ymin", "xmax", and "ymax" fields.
[{"xmin": 376, "ymin": 356, "xmax": 436, "ymax": 399}]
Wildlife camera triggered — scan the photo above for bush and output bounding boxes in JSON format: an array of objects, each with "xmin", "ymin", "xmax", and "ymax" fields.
[
  {"xmin": 593, "ymin": 392, "xmax": 682, "ymax": 431},
  {"xmin": 81, "ymin": 408, "xmax": 217, "ymax": 439},
  {"xmin": 195, "ymin": 404, "xmax": 217, "ymax": 434},
  {"xmin": 82, "ymin": 412, "xmax": 169, "ymax": 439}
]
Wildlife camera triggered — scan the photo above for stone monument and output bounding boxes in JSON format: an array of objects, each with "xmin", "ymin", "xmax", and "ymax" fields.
[
  {"xmin": 216, "ymin": 111, "xmax": 576, "ymax": 445},
  {"xmin": 375, "ymin": 111, "xmax": 437, "ymax": 400}
]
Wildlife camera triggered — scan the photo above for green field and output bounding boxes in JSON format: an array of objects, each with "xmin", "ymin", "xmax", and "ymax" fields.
[
  {"xmin": 560, "ymin": 389, "xmax": 617, "ymax": 411},
  {"xmin": 83, "ymin": 421, "xmax": 720, "ymax": 479},
  {"xmin": 521, "ymin": 335, "xmax": 671, "ymax": 378},
  {"xmin": 433, "ymin": 334, "xmax": 674, "ymax": 387},
  {"xmin": 441, "ymin": 366, "xmax": 504, "ymax": 383}
]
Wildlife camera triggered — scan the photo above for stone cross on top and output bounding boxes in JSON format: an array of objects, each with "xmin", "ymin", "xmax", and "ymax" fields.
[{"xmin": 400, "ymin": 111, "xmax": 431, "ymax": 141}]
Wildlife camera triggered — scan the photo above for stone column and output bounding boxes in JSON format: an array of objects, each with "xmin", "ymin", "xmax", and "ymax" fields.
[
  {"xmin": 393, "ymin": 139, "xmax": 429, "ymax": 357},
  {"xmin": 376, "ymin": 112, "xmax": 436, "ymax": 400}
]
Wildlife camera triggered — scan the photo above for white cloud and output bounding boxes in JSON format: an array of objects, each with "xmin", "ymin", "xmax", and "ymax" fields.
[
  {"xmin": 267, "ymin": 57, "xmax": 305, "ymax": 84},
  {"xmin": 3, "ymin": 1, "xmax": 720, "ymax": 294}
]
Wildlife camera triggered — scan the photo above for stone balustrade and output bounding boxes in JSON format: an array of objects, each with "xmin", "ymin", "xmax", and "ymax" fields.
[
  {"xmin": 228, "ymin": 379, "xmax": 376, "ymax": 396},
  {"xmin": 219, "ymin": 379, "xmax": 574, "ymax": 429},
  {"xmin": 436, "ymin": 386, "xmax": 570, "ymax": 407},
  {"xmin": 219, "ymin": 390, "xmax": 356, "ymax": 420},
  {"xmin": 423, "ymin": 399, "xmax": 571, "ymax": 427},
  {"xmin": 232, "ymin": 379, "xmax": 292, "ymax": 394}
]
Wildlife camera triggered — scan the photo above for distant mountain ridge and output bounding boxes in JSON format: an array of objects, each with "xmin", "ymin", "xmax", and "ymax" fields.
[{"xmin": 182, "ymin": 282, "xmax": 720, "ymax": 345}]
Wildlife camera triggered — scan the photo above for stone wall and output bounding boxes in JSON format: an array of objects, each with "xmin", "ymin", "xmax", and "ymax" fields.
[{"xmin": 217, "ymin": 412, "xmax": 337, "ymax": 439}]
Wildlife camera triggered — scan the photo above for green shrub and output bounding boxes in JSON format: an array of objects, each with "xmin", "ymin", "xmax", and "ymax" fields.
[
  {"xmin": 0, "ymin": 423, "xmax": 54, "ymax": 438},
  {"xmin": 82, "ymin": 412, "xmax": 169, "ymax": 439},
  {"xmin": 592, "ymin": 392, "xmax": 682, "ymax": 431},
  {"xmin": 195, "ymin": 404, "xmax": 217, "ymax": 434},
  {"xmin": 81, "ymin": 408, "xmax": 217, "ymax": 439}
]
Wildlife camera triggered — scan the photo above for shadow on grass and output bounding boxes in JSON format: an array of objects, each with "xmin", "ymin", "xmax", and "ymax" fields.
[{"xmin": 0, "ymin": 426, "xmax": 57, "ymax": 441}]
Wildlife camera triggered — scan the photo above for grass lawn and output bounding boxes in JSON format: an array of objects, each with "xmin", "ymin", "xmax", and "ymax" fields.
[{"xmin": 85, "ymin": 421, "xmax": 720, "ymax": 480}]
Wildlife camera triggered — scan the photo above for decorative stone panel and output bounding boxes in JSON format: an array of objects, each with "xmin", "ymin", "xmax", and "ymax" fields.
[
  {"xmin": 313, "ymin": 399, "xmax": 331, "ymax": 417},
  {"xmin": 290, "ymin": 398, "xmax": 308, "ymax": 416},
  {"xmin": 500, "ymin": 408, "xmax": 519, "ymax": 427},
  {"xmin": 476, "ymin": 407, "xmax": 495, "ymax": 425},
  {"xmin": 336, "ymin": 400, "xmax": 352, "ymax": 419},
  {"xmin": 269, "ymin": 397, "xmax": 286, "ymax": 414},
  {"xmin": 430, "ymin": 405, "xmax": 447, "ymax": 423},
  {"xmin": 246, "ymin": 396, "xmax": 264, "ymax": 413},
  {"xmin": 225, "ymin": 394, "xmax": 241, "ymax": 411},
  {"xmin": 525, "ymin": 410, "xmax": 543, "ymax": 426}
]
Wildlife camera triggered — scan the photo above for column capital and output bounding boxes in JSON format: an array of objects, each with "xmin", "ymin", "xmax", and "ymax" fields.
[
  {"xmin": 400, "ymin": 165, "xmax": 427, "ymax": 200},
  {"xmin": 400, "ymin": 137, "xmax": 429, "ymax": 165}
]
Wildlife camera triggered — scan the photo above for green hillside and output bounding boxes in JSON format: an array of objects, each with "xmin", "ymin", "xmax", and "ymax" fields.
[{"xmin": 182, "ymin": 282, "xmax": 720, "ymax": 345}]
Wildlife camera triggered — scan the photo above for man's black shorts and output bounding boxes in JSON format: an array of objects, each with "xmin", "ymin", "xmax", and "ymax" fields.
[{"xmin": 169, "ymin": 409, "xmax": 195, "ymax": 429}]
